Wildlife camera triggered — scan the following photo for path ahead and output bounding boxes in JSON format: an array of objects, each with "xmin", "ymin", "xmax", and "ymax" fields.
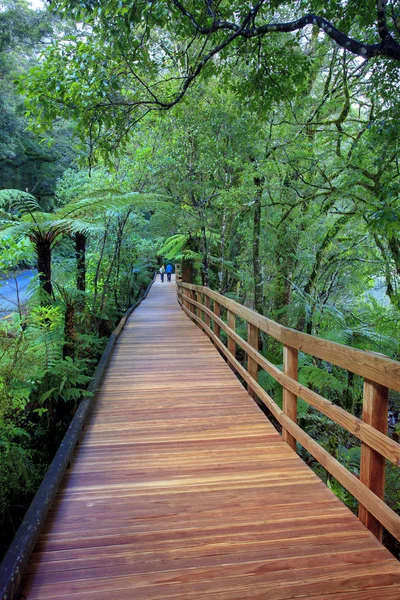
[{"xmin": 22, "ymin": 278, "xmax": 400, "ymax": 599}]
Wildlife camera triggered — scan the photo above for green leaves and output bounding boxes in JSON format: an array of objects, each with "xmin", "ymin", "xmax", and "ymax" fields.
[{"xmin": 299, "ymin": 365, "xmax": 345, "ymax": 394}]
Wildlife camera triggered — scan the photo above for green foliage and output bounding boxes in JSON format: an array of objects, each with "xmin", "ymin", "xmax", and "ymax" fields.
[
  {"xmin": 0, "ymin": 1, "xmax": 75, "ymax": 205},
  {"xmin": 299, "ymin": 365, "xmax": 345, "ymax": 395}
]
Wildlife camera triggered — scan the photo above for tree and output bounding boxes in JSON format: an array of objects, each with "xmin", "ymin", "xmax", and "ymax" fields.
[
  {"xmin": 0, "ymin": 188, "xmax": 159, "ymax": 297},
  {"xmin": 0, "ymin": 0, "xmax": 75, "ymax": 205},
  {"xmin": 24, "ymin": 1, "xmax": 400, "ymax": 158}
]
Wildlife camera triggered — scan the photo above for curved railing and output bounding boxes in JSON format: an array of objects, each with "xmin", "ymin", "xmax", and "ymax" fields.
[
  {"xmin": 0, "ymin": 274, "xmax": 156, "ymax": 600},
  {"xmin": 177, "ymin": 281, "xmax": 400, "ymax": 544}
]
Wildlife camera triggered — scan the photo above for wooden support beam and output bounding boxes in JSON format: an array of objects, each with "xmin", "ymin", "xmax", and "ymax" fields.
[
  {"xmin": 227, "ymin": 310, "xmax": 236, "ymax": 358},
  {"xmin": 213, "ymin": 301, "xmax": 221, "ymax": 338},
  {"xmin": 183, "ymin": 288, "xmax": 190, "ymax": 311},
  {"xmin": 204, "ymin": 294, "xmax": 211, "ymax": 327},
  {"xmin": 190, "ymin": 290, "xmax": 197, "ymax": 316},
  {"xmin": 282, "ymin": 346, "xmax": 298, "ymax": 452},
  {"xmin": 359, "ymin": 379, "xmax": 388, "ymax": 541},
  {"xmin": 247, "ymin": 323, "xmax": 259, "ymax": 399}
]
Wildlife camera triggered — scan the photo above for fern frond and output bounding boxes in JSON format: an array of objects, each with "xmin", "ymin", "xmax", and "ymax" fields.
[
  {"xmin": 0, "ymin": 190, "xmax": 40, "ymax": 213},
  {"xmin": 158, "ymin": 234, "xmax": 190, "ymax": 258},
  {"xmin": 299, "ymin": 365, "xmax": 345, "ymax": 394}
]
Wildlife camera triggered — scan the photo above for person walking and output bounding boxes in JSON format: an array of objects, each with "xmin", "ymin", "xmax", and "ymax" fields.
[
  {"xmin": 166, "ymin": 263, "xmax": 173, "ymax": 282},
  {"xmin": 159, "ymin": 265, "xmax": 165, "ymax": 282}
]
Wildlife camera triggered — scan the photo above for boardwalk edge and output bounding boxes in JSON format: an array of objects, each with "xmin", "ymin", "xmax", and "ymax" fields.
[{"xmin": 0, "ymin": 274, "xmax": 156, "ymax": 600}]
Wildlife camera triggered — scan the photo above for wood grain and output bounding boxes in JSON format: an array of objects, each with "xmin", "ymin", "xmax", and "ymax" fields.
[
  {"xmin": 21, "ymin": 277, "xmax": 400, "ymax": 599},
  {"xmin": 282, "ymin": 345, "xmax": 298, "ymax": 451},
  {"xmin": 247, "ymin": 323, "xmax": 258, "ymax": 400},
  {"xmin": 359, "ymin": 380, "xmax": 389, "ymax": 540},
  {"xmin": 227, "ymin": 309, "xmax": 236, "ymax": 359}
]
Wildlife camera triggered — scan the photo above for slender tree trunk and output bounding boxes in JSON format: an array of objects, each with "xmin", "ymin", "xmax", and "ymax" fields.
[
  {"xmin": 273, "ymin": 227, "xmax": 293, "ymax": 327},
  {"xmin": 253, "ymin": 176, "xmax": 264, "ymax": 314},
  {"xmin": 75, "ymin": 232, "xmax": 86, "ymax": 293},
  {"xmin": 372, "ymin": 232, "xmax": 399, "ymax": 308},
  {"xmin": 298, "ymin": 214, "xmax": 349, "ymax": 331},
  {"xmin": 36, "ymin": 239, "xmax": 53, "ymax": 297},
  {"xmin": 99, "ymin": 213, "xmax": 129, "ymax": 316},
  {"xmin": 201, "ymin": 223, "xmax": 209, "ymax": 286},
  {"xmin": 93, "ymin": 219, "xmax": 110, "ymax": 311},
  {"xmin": 182, "ymin": 234, "xmax": 197, "ymax": 283},
  {"xmin": 113, "ymin": 210, "xmax": 131, "ymax": 309},
  {"xmin": 219, "ymin": 208, "xmax": 227, "ymax": 292}
]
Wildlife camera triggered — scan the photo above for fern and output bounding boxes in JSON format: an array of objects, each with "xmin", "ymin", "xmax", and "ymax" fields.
[
  {"xmin": 158, "ymin": 234, "xmax": 190, "ymax": 259},
  {"xmin": 299, "ymin": 365, "xmax": 345, "ymax": 394}
]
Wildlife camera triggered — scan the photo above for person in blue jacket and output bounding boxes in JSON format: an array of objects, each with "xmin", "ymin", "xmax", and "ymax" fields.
[{"xmin": 166, "ymin": 263, "xmax": 173, "ymax": 282}]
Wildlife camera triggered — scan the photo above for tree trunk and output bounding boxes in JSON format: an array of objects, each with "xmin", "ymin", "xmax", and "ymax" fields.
[
  {"xmin": 201, "ymin": 223, "xmax": 209, "ymax": 286},
  {"xmin": 182, "ymin": 259, "xmax": 194, "ymax": 283},
  {"xmin": 36, "ymin": 238, "xmax": 53, "ymax": 297},
  {"xmin": 253, "ymin": 176, "xmax": 264, "ymax": 314},
  {"xmin": 93, "ymin": 219, "xmax": 110, "ymax": 312},
  {"xmin": 218, "ymin": 207, "xmax": 227, "ymax": 292},
  {"xmin": 75, "ymin": 232, "xmax": 86, "ymax": 293}
]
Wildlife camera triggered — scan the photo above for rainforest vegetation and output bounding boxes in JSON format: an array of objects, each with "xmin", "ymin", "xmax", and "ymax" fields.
[{"xmin": 1, "ymin": 0, "xmax": 400, "ymax": 559}]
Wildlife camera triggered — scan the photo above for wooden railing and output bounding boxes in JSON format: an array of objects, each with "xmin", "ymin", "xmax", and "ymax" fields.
[{"xmin": 177, "ymin": 281, "xmax": 400, "ymax": 543}]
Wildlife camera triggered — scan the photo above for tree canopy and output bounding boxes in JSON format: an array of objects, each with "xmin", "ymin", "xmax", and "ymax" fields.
[{"xmin": 24, "ymin": 0, "xmax": 400, "ymax": 158}]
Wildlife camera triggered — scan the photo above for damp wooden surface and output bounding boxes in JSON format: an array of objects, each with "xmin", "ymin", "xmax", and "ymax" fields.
[{"xmin": 21, "ymin": 277, "xmax": 400, "ymax": 599}]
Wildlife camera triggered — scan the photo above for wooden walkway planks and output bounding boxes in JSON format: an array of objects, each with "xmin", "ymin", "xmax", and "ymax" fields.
[{"xmin": 21, "ymin": 277, "xmax": 400, "ymax": 599}]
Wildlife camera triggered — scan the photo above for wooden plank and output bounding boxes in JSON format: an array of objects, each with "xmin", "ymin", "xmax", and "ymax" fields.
[
  {"xmin": 282, "ymin": 346, "xmax": 298, "ymax": 451},
  {"xmin": 184, "ymin": 294, "xmax": 400, "ymax": 467},
  {"xmin": 181, "ymin": 283, "xmax": 400, "ymax": 393},
  {"xmin": 20, "ymin": 280, "xmax": 400, "ymax": 600},
  {"xmin": 359, "ymin": 380, "xmax": 389, "ymax": 540},
  {"xmin": 247, "ymin": 323, "xmax": 258, "ymax": 400}
]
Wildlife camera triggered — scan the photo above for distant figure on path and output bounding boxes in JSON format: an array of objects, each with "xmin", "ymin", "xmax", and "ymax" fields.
[
  {"xmin": 159, "ymin": 265, "xmax": 165, "ymax": 282},
  {"xmin": 166, "ymin": 263, "xmax": 173, "ymax": 282}
]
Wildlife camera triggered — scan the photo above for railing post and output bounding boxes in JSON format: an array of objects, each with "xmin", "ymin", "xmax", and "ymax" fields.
[
  {"xmin": 227, "ymin": 310, "xmax": 236, "ymax": 358},
  {"xmin": 247, "ymin": 323, "xmax": 259, "ymax": 399},
  {"xmin": 182, "ymin": 287, "xmax": 189, "ymax": 311},
  {"xmin": 282, "ymin": 345, "xmax": 298, "ymax": 452},
  {"xmin": 204, "ymin": 293, "xmax": 211, "ymax": 328},
  {"xmin": 214, "ymin": 301, "xmax": 221, "ymax": 338},
  {"xmin": 189, "ymin": 289, "xmax": 196, "ymax": 315},
  {"xmin": 358, "ymin": 379, "xmax": 388, "ymax": 541}
]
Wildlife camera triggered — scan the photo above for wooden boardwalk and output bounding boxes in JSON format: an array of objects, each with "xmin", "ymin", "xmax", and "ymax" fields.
[{"xmin": 21, "ymin": 278, "xmax": 400, "ymax": 599}]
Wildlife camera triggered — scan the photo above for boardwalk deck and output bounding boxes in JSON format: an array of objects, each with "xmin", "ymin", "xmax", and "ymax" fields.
[{"xmin": 21, "ymin": 278, "xmax": 400, "ymax": 599}]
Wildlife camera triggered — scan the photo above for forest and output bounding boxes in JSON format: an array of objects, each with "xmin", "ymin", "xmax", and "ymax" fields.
[{"xmin": 1, "ymin": 0, "xmax": 400, "ymax": 560}]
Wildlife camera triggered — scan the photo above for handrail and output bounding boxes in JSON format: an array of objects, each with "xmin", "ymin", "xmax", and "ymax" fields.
[
  {"xmin": 180, "ymin": 284, "xmax": 400, "ymax": 392},
  {"xmin": 0, "ymin": 274, "xmax": 156, "ymax": 600},
  {"xmin": 177, "ymin": 281, "xmax": 400, "ymax": 544}
]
